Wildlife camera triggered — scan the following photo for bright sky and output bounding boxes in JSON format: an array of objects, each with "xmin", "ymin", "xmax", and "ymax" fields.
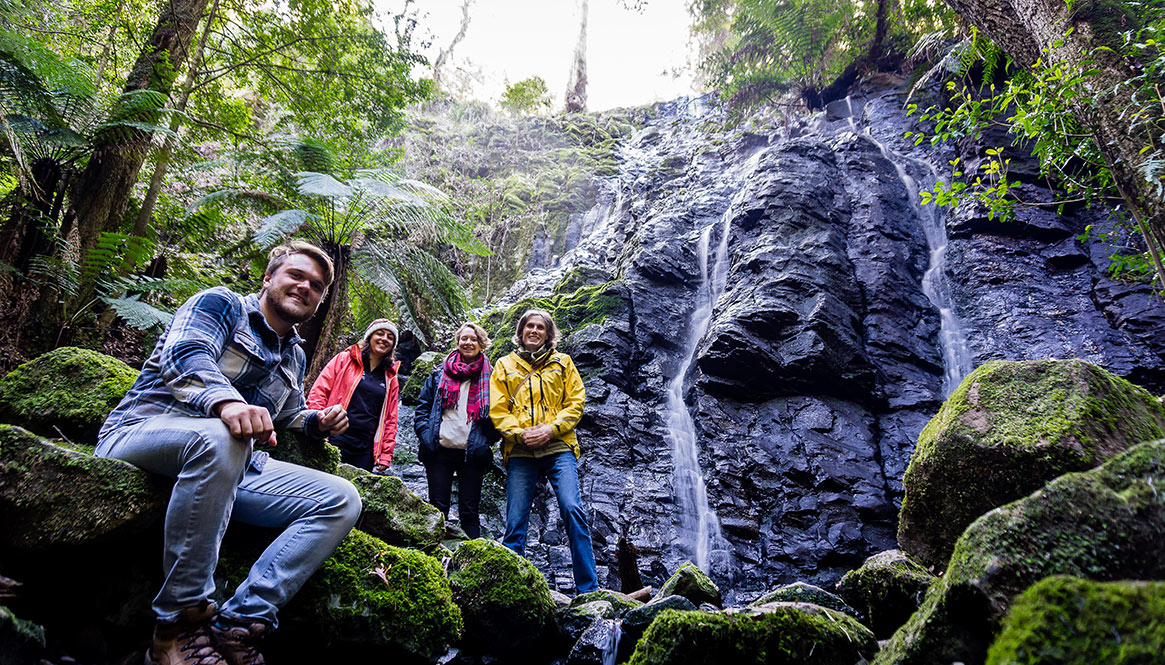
[{"xmin": 388, "ymin": 0, "xmax": 698, "ymax": 112}]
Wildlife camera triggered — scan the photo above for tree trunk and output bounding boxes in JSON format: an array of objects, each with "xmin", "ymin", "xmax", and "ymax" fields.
[
  {"xmin": 432, "ymin": 0, "xmax": 472, "ymax": 93},
  {"xmin": 564, "ymin": 0, "xmax": 588, "ymax": 112},
  {"xmin": 941, "ymin": 0, "xmax": 1165, "ymax": 284},
  {"xmin": 70, "ymin": 0, "xmax": 211, "ymax": 264},
  {"xmin": 302, "ymin": 242, "xmax": 351, "ymax": 383}
]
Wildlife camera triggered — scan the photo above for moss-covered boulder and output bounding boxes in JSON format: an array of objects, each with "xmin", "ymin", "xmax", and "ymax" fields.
[
  {"xmin": 557, "ymin": 599, "xmax": 615, "ymax": 649},
  {"xmin": 0, "ymin": 425, "xmax": 168, "ymax": 551},
  {"xmin": 875, "ymin": 439, "xmax": 1165, "ymax": 665},
  {"xmin": 218, "ymin": 529, "xmax": 460, "ymax": 661},
  {"xmin": 570, "ymin": 589, "xmax": 642, "ymax": 615},
  {"xmin": 0, "ymin": 347, "xmax": 137, "ymax": 442},
  {"xmin": 617, "ymin": 595, "xmax": 697, "ymax": 662},
  {"xmin": 657, "ymin": 561, "xmax": 722, "ymax": 607},
  {"xmin": 627, "ymin": 605, "xmax": 877, "ymax": 665},
  {"xmin": 985, "ymin": 576, "xmax": 1165, "ymax": 665},
  {"xmin": 0, "ymin": 604, "xmax": 45, "ymax": 665},
  {"xmin": 898, "ymin": 359, "xmax": 1165, "ymax": 569},
  {"xmin": 447, "ymin": 539, "xmax": 556, "ymax": 658},
  {"xmin": 255, "ymin": 430, "xmax": 340, "ymax": 474},
  {"xmin": 333, "ymin": 465, "xmax": 445, "ymax": 547},
  {"xmin": 835, "ymin": 549, "xmax": 935, "ymax": 639},
  {"xmin": 751, "ymin": 582, "xmax": 860, "ymax": 621},
  {"xmin": 399, "ymin": 351, "xmax": 441, "ymax": 407}
]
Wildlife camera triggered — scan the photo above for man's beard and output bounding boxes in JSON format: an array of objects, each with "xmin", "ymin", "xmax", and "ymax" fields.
[{"xmin": 268, "ymin": 289, "xmax": 318, "ymax": 325}]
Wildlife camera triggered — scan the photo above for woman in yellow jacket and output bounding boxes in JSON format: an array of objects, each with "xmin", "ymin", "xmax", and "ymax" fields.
[{"xmin": 489, "ymin": 308, "xmax": 597, "ymax": 593}]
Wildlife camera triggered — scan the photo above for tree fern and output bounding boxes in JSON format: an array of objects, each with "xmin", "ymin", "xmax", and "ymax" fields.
[{"xmin": 99, "ymin": 294, "xmax": 173, "ymax": 330}]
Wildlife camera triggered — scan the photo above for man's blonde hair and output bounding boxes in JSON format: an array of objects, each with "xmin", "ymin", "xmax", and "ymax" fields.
[{"xmin": 265, "ymin": 241, "xmax": 335, "ymax": 288}]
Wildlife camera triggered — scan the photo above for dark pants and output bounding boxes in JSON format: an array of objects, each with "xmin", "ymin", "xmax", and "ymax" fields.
[
  {"xmin": 332, "ymin": 430, "xmax": 374, "ymax": 471},
  {"xmin": 424, "ymin": 448, "xmax": 486, "ymax": 539}
]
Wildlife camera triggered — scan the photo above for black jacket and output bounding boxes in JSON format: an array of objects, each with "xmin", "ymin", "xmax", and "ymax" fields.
[{"xmin": 414, "ymin": 368, "xmax": 500, "ymax": 467}]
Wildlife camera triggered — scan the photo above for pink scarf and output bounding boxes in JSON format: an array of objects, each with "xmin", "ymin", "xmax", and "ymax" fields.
[{"xmin": 439, "ymin": 350, "xmax": 491, "ymax": 422}]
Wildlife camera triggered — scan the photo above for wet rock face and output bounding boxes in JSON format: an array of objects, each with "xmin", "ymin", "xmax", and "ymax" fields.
[{"xmin": 450, "ymin": 90, "xmax": 1164, "ymax": 601}]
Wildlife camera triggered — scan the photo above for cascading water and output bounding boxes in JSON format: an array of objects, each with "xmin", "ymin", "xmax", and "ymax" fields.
[{"xmin": 849, "ymin": 99, "xmax": 974, "ymax": 395}]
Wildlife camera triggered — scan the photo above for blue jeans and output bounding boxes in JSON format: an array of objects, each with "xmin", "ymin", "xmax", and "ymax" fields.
[
  {"xmin": 503, "ymin": 452, "xmax": 597, "ymax": 593},
  {"xmin": 96, "ymin": 415, "xmax": 361, "ymax": 628}
]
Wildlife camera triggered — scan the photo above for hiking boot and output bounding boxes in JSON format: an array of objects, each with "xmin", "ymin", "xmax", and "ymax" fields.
[
  {"xmin": 146, "ymin": 602, "xmax": 226, "ymax": 665},
  {"xmin": 210, "ymin": 618, "xmax": 268, "ymax": 665}
]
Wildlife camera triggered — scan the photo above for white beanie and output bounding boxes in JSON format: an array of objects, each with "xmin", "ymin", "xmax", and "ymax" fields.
[{"xmin": 363, "ymin": 319, "xmax": 398, "ymax": 344}]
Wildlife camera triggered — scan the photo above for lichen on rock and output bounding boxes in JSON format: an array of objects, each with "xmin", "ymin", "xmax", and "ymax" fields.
[
  {"xmin": 985, "ymin": 576, "xmax": 1165, "ymax": 665},
  {"xmin": 0, "ymin": 425, "xmax": 168, "ymax": 551},
  {"xmin": 627, "ymin": 605, "xmax": 877, "ymax": 665},
  {"xmin": 0, "ymin": 346, "xmax": 138, "ymax": 443},
  {"xmin": 898, "ymin": 359, "xmax": 1165, "ymax": 570},
  {"xmin": 447, "ymin": 538, "xmax": 556, "ymax": 658},
  {"xmin": 876, "ymin": 439, "xmax": 1165, "ymax": 665}
]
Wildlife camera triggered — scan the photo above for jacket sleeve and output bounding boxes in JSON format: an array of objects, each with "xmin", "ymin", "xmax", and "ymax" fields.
[
  {"xmin": 374, "ymin": 369, "xmax": 400, "ymax": 467},
  {"xmin": 549, "ymin": 355, "xmax": 585, "ymax": 439},
  {"xmin": 489, "ymin": 357, "xmax": 525, "ymax": 446},
  {"xmin": 306, "ymin": 353, "xmax": 343, "ymax": 410},
  {"xmin": 414, "ymin": 371, "xmax": 438, "ymax": 443}
]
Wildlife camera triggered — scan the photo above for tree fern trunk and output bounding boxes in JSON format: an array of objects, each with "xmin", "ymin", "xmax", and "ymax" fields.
[{"xmin": 301, "ymin": 242, "xmax": 350, "ymax": 384}]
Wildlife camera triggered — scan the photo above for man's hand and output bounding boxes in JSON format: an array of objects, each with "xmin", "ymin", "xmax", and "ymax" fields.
[
  {"xmin": 217, "ymin": 401, "xmax": 274, "ymax": 444},
  {"xmin": 317, "ymin": 404, "xmax": 349, "ymax": 436},
  {"xmin": 522, "ymin": 424, "xmax": 555, "ymax": 449}
]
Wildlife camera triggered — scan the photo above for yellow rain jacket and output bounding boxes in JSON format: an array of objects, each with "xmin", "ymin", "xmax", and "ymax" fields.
[{"xmin": 489, "ymin": 350, "xmax": 585, "ymax": 461}]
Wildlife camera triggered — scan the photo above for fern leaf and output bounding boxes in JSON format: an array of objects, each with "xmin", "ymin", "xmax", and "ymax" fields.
[
  {"xmin": 295, "ymin": 171, "xmax": 353, "ymax": 198},
  {"xmin": 100, "ymin": 295, "xmax": 173, "ymax": 330},
  {"xmin": 254, "ymin": 209, "xmax": 314, "ymax": 249}
]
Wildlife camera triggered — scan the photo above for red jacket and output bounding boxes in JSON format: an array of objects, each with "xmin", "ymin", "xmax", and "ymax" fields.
[{"xmin": 307, "ymin": 344, "xmax": 400, "ymax": 467}]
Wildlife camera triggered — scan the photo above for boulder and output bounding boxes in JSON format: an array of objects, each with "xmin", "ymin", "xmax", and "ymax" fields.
[
  {"xmin": 0, "ymin": 604, "xmax": 45, "ymax": 665},
  {"xmin": 557, "ymin": 600, "xmax": 615, "ymax": 648},
  {"xmin": 750, "ymin": 582, "xmax": 860, "ymax": 621},
  {"xmin": 398, "ymin": 351, "xmax": 441, "ymax": 407},
  {"xmin": 898, "ymin": 359, "xmax": 1165, "ymax": 569},
  {"xmin": 985, "ymin": 576, "xmax": 1165, "ymax": 665},
  {"xmin": 567, "ymin": 617, "xmax": 620, "ymax": 665},
  {"xmin": 334, "ymin": 464, "xmax": 445, "ymax": 547},
  {"xmin": 255, "ymin": 431, "xmax": 340, "ymax": 474},
  {"xmin": 876, "ymin": 439, "xmax": 1165, "ymax": 665},
  {"xmin": 835, "ymin": 549, "xmax": 935, "ymax": 638},
  {"xmin": 0, "ymin": 346, "xmax": 137, "ymax": 442},
  {"xmin": 617, "ymin": 595, "xmax": 697, "ymax": 663},
  {"xmin": 447, "ymin": 539, "xmax": 557, "ymax": 658},
  {"xmin": 216, "ymin": 529, "xmax": 461, "ymax": 661},
  {"xmin": 627, "ymin": 605, "xmax": 877, "ymax": 665},
  {"xmin": 657, "ymin": 561, "xmax": 722, "ymax": 607},
  {"xmin": 569, "ymin": 589, "xmax": 643, "ymax": 615},
  {"xmin": 0, "ymin": 425, "xmax": 168, "ymax": 551}
]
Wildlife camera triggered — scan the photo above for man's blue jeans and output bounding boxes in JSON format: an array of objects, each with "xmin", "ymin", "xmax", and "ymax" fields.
[
  {"xmin": 503, "ymin": 452, "xmax": 598, "ymax": 593},
  {"xmin": 96, "ymin": 415, "xmax": 361, "ymax": 627}
]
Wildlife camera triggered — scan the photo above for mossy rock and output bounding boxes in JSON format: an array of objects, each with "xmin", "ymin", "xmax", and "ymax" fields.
[
  {"xmin": 985, "ymin": 576, "xmax": 1165, "ymax": 665},
  {"xmin": 556, "ymin": 599, "xmax": 615, "ymax": 649},
  {"xmin": 835, "ymin": 549, "xmax": 935, "ymax": 639},
  {"xmin": 399, "ymin": 351, "xmax": 441, "ymax": 407},
  {"xmin": 480, "ymin": 281, "xmax": 626, "ymax": 361},
  {"xmin": 255, "ymin": 430, "xmax": 340, "ymax": 474},
  {"xmin": 617, "ymin": 595, "xmax": 697, "ymax": 662},
  {"xmin": 0, "ymin": 425, "xmax": 168, "ymax": 551},
  {"xmin": 0, "ymin": 347, "xmax": 138, "ymax": 443},
  {"xmin": 0, "ymin": 604, "xmax": 45, "ymax": 665},
  {"xmin": 569, "ymin": 589, "xmax": 642, "ymax": 615},
  {"xmin": 627, "ymin": 605, "xmax": 877, "ymax": 665},
  {"xmin": 751, "ymin": 582, "xmax": 860, "ymax": 622},
  {"xmin": 898, "ymin": 359, "xmax": 1165, "ymax": 570},
  {"xmin": 333, "ymin": 466, "xmax": 445, "ymax": 548},
  {"xmin": 218, "ymin": 529, "xmax": 460, "ymax": 661},
  {"xmin": 657, "ymin": 561, "xmax": 722, "ymax": 608},
  {"xmin": 875, "ymin": 439, "xmax": 1165, "ymax": 665},
  {"xmin": 447, "ymin": 539, "xmax": 556, "ymax": 658}
]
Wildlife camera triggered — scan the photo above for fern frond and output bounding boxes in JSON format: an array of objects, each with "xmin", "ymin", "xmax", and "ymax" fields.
[
  {"xmin": 294, "ymin": 171, "xmax": 354, "ymax": 198},
  {"xmin": 185, "ymin": 189, "xmax": 292, "ymax": 216},
  {"xmin": 254, "ymin": 209, "xmax": 314, "ymax": 249},
  {"xmin": 100, "ymin": 294, "xmax": 173, "ymax": 330}
]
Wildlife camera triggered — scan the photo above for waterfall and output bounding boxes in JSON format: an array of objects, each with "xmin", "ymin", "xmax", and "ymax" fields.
[{"xmin": 855, "ymin": 104, "xmax": 974, "ymax": 396}]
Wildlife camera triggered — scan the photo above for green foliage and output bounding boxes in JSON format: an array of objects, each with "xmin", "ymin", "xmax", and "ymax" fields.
[{"xmin": 500, "ymin": 76, "xmax": 551, "ymax": 115}]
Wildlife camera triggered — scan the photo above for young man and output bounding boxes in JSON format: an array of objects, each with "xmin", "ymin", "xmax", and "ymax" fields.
[
  {"xmin": 97, "ymin": 241, "xmax": 359, "ymax": 665},
  {"xmin": 489, "ymin": 309, "xmax": 598, "ymax": 593}
]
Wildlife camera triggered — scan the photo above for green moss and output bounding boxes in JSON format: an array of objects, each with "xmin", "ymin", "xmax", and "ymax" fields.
[
  {"xmin": 899, "ymin": 359, "xmax": 1165, "ymax": 569},
  {"xmin": 0, "ymin": 604, "xmax": 46, "ymax": 663},
  {"xmin": 570, "ymin": 590, "xmax": 643, "ymax": 615},
  {"xmin": 255, "ymin": 431, "xmax": 340, "ymax": 474},
  {"xmin": 657, "ymin": 561, "xmax": 723, "ymax": 607},
  {"xmin": 0, "ymin": 425, "xmax": 169, "ymax": 550},
  {"xmin": 986, "ymin": 576, "xmax": 1165, "ymax": 665},
  {"xmin": 751, "ymin": 582, "xmax": 860, "ymax": 621},
  {"xmin": 835, "ymin": 549, "xmax": 935, "ymax": 639},
  {"xmin": 876, "ymin": 440, "xmax": 1165, "ymax": 665},
  {"xmin": 627, "ymin": 606, "xmax": 877, "ymax": 665},
  {"xmin": 448, "ymin": 539, "xmax": 556, "ymax": 657},
  {"xmin": 289, "ymin": 530, "xmax": 461, "ymax": 661},
  {"xmin": 480, "ymin": 281, "xmax": 625, "ymax": 361},
  {"xmin": 399, "ymin": 351, "xmax": 441, "ymax": 407},
  {"xmin": 348, "ymin": 472, "xmax": 445, "ymax": 548},
  {"xmin": 0, "ymin": 347, "xmax": 138, "ymax": 442}
]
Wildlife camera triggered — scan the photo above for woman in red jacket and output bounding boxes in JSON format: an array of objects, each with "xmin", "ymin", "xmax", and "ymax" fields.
[{"xmin": 308, "ymin": 319, "xmax": 400, "ymax": 471}]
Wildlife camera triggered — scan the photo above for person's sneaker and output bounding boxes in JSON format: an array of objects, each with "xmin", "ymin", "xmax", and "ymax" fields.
[
  {"xmin": 146, "ymin": 602, "xmax": 226, "ymax": 665},
  {"xmin": 210, "ymin": 618, "xmax": 268, "ymax": 665}
]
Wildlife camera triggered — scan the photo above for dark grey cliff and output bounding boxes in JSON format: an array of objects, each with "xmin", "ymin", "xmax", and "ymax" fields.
[{"xmin": 403, "ymin": 87, "xmax": 1165, "ymax": 602}]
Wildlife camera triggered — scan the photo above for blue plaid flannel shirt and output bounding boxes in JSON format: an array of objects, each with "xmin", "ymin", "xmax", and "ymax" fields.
[{"xmin": 100, "ymin": 287, "xmax": 321, "ymax": 451}]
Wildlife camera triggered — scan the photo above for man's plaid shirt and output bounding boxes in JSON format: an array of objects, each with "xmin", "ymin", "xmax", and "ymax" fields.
[{"xmin": 100, "ymin": 287, "xmax": 321, "ymax": 443}]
